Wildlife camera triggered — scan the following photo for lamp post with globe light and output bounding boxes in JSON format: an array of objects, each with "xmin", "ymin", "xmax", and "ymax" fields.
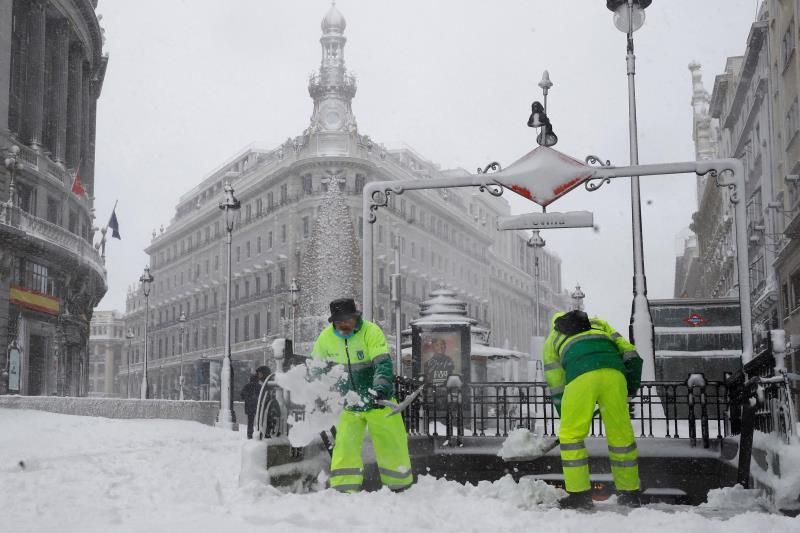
[
  {"xmin": 217, "ymin": 183, "xmax": 240, "ymax": 430},
  {"xmin": 139, "ymin": 266, "xmax": 154, "ymax": 399},
  {"xmin": 605, "ymin": 0, "xmax": 656, "ymax": 378},
  {"xmin": 527, "ymin": 231, "xmax": 546, "ymax": 336},
  {"xmin": 289, "ymin": 278, "xmax": 300, "ymax": 348}
]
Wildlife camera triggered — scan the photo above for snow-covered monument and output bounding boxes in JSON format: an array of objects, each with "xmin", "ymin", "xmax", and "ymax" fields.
[{"xmin": 120, "ymin": 3, "xmax": 569, "ymax": 399}]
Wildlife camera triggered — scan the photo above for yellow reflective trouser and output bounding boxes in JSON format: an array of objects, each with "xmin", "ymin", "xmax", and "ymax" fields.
[
  {"xmin": 559, "ymin": 367, "xmax": 640, "ymax": 493},
  {"xmin": 329, "ymin": 406, "xmax": 414, "ymax": 492}
]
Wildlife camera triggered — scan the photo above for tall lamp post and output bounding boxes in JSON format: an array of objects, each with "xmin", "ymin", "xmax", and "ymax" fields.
[
  {"xmin": 289, "ymin": 278, "xmax": 300, "ymax": 349},
  {"xmin": 527, "ymin": 231, "xmax": 546, "ymax": 336},
  {"xmin": 125, "ymin": 328, "xmax": 134, "ymax": 398},
  {"xmin": 606, "ymin": 0, "xmax": 655, "ymax": 379},
  {"xmin": 139, "ymin": 266, "xmax": 154, "ymax": 399},
  {"xmin": 3, "ymin": 145, "xmax": 21, "ymax": 223},
  {"xmin": 217, "ymin": 183, "xmax": 240, "ymax": 430},
  {"xmin": 178, "ymin": 311, "xmax": 186, "ymax": 401}
]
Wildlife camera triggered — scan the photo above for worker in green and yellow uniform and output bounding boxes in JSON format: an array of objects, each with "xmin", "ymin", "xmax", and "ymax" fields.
[
  {"xmin": 311, "ymin": 298, "xmax": 413, "ymax": 493},
  {"xmin": 543, "ymin": 309, "xmax": 644, "ymax": 509}
]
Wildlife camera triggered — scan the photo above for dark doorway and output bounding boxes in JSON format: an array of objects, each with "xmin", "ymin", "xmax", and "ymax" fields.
[{"xmin": 28, "ymin": 335, "xmax": 47, "ymax": 396}]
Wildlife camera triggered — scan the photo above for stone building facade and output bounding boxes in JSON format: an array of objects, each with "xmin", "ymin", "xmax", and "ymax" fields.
[
  {"xmin": 87, "ymin": 310, "xmax": 125, "ymax": 397},
  {"xmin": 679, "ymin": 2, "xmax": 800, "ymax": 372},
  {"xmin": 0, "ymin": 0, "xmax": 107, "ymax": 395},
  {"xmin": 121, "ymin": 5, "xmax": 569, "ymax": 399}
]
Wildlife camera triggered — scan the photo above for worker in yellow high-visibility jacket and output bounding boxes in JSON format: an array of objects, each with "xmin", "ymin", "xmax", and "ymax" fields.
[
  {"xmin": 543, "ymin": 309, "xmax": 643, "ymax": 509},
  {"xmin": 311, "ymin": 298, "xmax": 413, "ymax": 493}
]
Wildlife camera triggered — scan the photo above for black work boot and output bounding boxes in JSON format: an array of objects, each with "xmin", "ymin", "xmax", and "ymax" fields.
[
  {"xmin": 617, "ymin": 490, "xmax": 643, "ymax": 507},
  {"xmin": 559, "ymin": 490, "xmax": 594, "ymax": 510}
]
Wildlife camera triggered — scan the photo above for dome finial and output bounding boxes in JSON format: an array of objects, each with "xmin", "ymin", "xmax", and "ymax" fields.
[{"xmin": 321, "ymin": 2, "xmax": 346, "ymax": 34}]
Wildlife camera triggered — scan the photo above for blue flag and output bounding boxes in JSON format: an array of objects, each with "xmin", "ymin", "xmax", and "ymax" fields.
[{"xmin": 108, "ymin": 208, "xmax": 121, "ymax": 240}]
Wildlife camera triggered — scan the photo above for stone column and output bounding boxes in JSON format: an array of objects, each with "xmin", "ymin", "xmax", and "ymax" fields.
[
  {"xmin": 66, "ymin": 42, "xmax": 83, "ymax": 171},
  {"xmin": 49, "ymin": 19, "xmax": 69, "ymax": 164},
  {"xmin": 80, "ymin": 63, "xmax": 91, "ymax": 197},
  {"xmin": 0, "ymin": 0, "xmax": 16, "ymax": 133},
  {"xmin": 21, "ymin": 0, "xmax": 46, "ymax": 149}
]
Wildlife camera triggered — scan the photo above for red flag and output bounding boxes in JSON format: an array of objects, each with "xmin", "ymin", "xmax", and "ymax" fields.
[{"xmin": 71, "ymin": 172, "xmax": 86, "ymax": 197}]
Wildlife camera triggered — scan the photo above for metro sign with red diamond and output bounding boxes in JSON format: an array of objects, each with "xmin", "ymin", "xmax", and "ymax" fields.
[
  {"xmin": 683, "ymin": 313, "xmax": 706, "ymax": 327},
  {"xmin": 490, "ymin": 146, "xmax": 595, "ymax": 207}
]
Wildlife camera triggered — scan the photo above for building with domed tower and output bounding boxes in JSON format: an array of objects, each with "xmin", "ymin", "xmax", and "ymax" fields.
[
  {"xmin": 121, "ymin": 4, "xmax": 569, "ymax": 399},
  {"xmin": 1, "ymin": 0, "xmax": 108, "ymax": 396}
]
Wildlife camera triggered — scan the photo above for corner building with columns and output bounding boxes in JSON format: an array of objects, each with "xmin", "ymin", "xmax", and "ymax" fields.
[
  {"xmin": 122, "ymin": 5, "xmax": 568, "ymax": 399},
  {"xmin": 0, "ymin": 0, "xmax": 107, "ymax": 396}
]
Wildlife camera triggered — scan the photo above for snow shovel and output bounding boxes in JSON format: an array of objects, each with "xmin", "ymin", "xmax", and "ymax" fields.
[
  {"xmin": 502, "ymin": 408, "xmax": 601, "ymax": 462},
  {"xmin": 377, "ymin": 385, "xmax": 425, "ymax": 417}
]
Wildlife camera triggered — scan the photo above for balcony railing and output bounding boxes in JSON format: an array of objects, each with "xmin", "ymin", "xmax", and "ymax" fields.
[{"xmin": 0, "ymin": 204, "xmax": 105, "ymax": 279}]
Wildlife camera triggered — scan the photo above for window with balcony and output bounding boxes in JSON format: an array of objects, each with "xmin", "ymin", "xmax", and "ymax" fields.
[
  {"xmin": 45, "ymin": 196, "xmax": 60, "ymax": 225},
  {"xmin": 303, "ymin": 216, "xmax": 309, "ymax": 238},
  {"xmin": 303, "ymin": 174, "xmax": 312, "ymax": 195},
  {"xmin": 280, "ymin": 184, "xmax": 288, "ymax": 204},
  {"xmin": 267, "ymin": 191, "xmax": 274, "ymax": 209},
  {"xmin": 253, "ymin": 312, "xmax": 261, "ymax": 339},
  {"xmin": 281, "ymin": 225, "xmax": 286, "ymax": 243},
  {"xmin": 791, "ymin": 269, "xmax": 800, "ymax": 312},
  {"xmin": 15, "ymin": 182, "xmax": 35, "ymax": 215},
  {"xmin": 280, "ymin": 266, "xmax": 286, "ymax": 285},
  {"xmin": 786, "ymin": 98, "xmax": 799, "ymax": 146},
  {"xmin": 355, "ymin": 174, "xmax": 365, "ymax": 193},
  {"xmin": 257, "ymin": 236, "xmax": 262, "ymax": 254},
  {"xmin": 15, "ymin": 259, "xmax": 56, "ymax": 296},
  {"xmin": 268, "ymin": 231, "xmax": 273, "ymax": 249}
]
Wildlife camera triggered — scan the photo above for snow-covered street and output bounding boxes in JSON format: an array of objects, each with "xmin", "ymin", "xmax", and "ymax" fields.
[{"xmin": 1, "ymin": 409, "xmax": 797, "ymax": 533}]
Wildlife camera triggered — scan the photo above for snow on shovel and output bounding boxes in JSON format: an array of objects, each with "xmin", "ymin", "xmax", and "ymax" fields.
[
  {"xmin": 498, "ymin": 427, "xmax": 560, "ymax": 462},
  {"xmin": 377, "ymin": 385, "xmax": 425, "ymax": 417}
]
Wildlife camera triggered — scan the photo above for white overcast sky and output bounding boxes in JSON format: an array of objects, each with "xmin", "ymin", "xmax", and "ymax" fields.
[{"xmin": 94, "ymin": 0, "xmax": 761, "ymax": 334}]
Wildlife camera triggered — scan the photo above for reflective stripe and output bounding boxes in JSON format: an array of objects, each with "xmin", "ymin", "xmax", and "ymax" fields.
[
  {"xmin": 611, "ymin": 332, "xmax": 622, "ymax": 340},
  {"xmin": 372, "ymin": 353, "xmax": 391, "ymax": 364},
  {"xmin": 387, "ymin": 483, "xmax": 412, "ymax": 491},
  {"xmin": 559, "ymin": 334, "xmax": 611, "ymax": 360},
  {"xmin": 330, "ymin": 468, "xmax": 364, "ymax": 477},
  {"xmin": 332, "ymin": 484, "xmax": 362, "ymax": 492},
  {"xmin": 549, "ymin": 385, "xmax": 564, "ymax": 395},
  {"xmin": 608, "ymin": 443, "xmax": 637, "ymax": 454},
  {"xmin": 622, "ymin": 351, "xmax": 640, "ymax": 362},
  {"xmin": 561, "ymin": 458, "xmax": 589, "ymax": 467},
  {"xmin": 373, "ymin": 376, "xmax": 391, "ymax": 386},
  {"xmin": 544, "ymin": 362, "xmax": 562, "ymax": 372},
  {"xmin": 560, "ymin": 442, "xmax": 586, "ymax": 451},
  {"xmin": 379, "ymin": 467, "xmax": 411, "ymax": 479},
  {"xmin": 348, "ymin": 360, "xmax": 373, "ymax": 371},
  {"xmin": 610, "ymin": 459, "xmax": 638, "ymax": 468}
]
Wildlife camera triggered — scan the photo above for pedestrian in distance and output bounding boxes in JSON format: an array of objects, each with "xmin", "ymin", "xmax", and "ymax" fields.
[
  {"xmin": 543, "ymin": 309, "xmax": 644, "ymax": 510},
  {"xmin": 240, "ymin": 374, "xmax": 261, "ymax": 439},
  {"xmin": 310, "ymin": 298, "xmax": 413, "ymax": 493}
]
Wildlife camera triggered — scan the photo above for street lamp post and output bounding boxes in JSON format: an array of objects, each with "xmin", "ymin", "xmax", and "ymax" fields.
[
  {"xmin": 527, "ymin": 231, "xmax": 546, "ymax": 336},
  {"xmin": 125, "ymin": 328, "xmax": 134, "ymax": 398},
  {"xmin": 139, "ymin": 266, "xmax": 154, "ymax": 399},
  {"xmin": 289, "ymin": 278, "xmax": 300, "ymax": 348},
  {"xmin": 178, "ymin": 311, "xmax": 186, "ymax": 401},
  {"xmin": 3, "ymin": 145, "xmax": 21, "ymax": 223},
  {"xmin": 606, "ymin": 0, "xmax": 656, "ymax": 379},
  {"xmin": 217, "ymin": 183, "xmax": 240, "ymax": 430}
]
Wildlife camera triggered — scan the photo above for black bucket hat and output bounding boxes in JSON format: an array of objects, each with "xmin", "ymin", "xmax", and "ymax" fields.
[{"xmin": 328, "ymin": 298, "xmax": 362, "ymax": 323}]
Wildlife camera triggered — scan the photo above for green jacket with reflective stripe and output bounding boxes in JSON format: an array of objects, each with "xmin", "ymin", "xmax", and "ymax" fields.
[
  {"xmin": 310, "ymin": 319, "xmax": 394, "ymax": 411},
  {"xmin": 543, "ymin": 313, "xmax": 642, "ymax": 412}
]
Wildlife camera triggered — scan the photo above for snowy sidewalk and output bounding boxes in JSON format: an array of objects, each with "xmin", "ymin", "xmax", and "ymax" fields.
[{"xmin": 1, "ymin": 408, "xmax": 796, "ymax": 533}]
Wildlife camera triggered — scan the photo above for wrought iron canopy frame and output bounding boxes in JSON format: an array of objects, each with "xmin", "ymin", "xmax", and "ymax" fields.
[{"xmin": 361, "ymin": 156, "xmax": 751, "ymax": 362}]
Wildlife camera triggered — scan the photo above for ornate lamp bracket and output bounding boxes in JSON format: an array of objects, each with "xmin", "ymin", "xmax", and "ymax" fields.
[
  {"xmin": 477, "ymin": 161, "xmax": 504, "ymax": 197},
  {"xmin": 706, "ymin": 168, "xmax": 739, "ymax": 204},
  {"xmin": 584, "ymin": 155, "xmax": 613, "ymax": 192},
  {"xmin": 367, "ymin": 185, "xmax": 404, "ymax": 223}
]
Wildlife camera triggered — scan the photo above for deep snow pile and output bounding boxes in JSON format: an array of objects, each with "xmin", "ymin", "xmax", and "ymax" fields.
[{"xmin": 1, "ymin": 408, "xmax": 798, "ymax": 533}]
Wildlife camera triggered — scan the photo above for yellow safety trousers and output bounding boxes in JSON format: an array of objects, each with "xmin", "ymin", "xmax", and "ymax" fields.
[
  {"xmin": 559, "ymin": 368, "xmax": 640, "ymax": 493},
  {"xmin": 329, "ymin": 406, "xmax": 413, "ymax": 492}
]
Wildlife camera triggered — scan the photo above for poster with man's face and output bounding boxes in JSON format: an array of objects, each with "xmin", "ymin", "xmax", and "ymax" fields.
[{"xmin": 421, "ymin": 332, "xmax": 461, "ymax": 386}]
